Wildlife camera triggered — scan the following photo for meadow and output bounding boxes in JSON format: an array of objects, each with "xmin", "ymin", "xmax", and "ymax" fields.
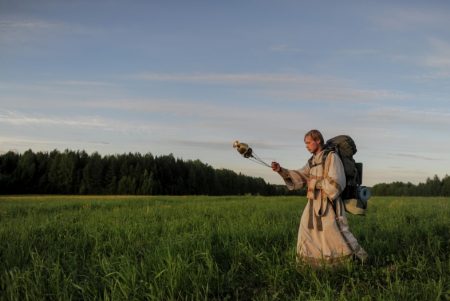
[{"xmin": 0, "ymin": 195, "xmax": 448, "ymax": 301}]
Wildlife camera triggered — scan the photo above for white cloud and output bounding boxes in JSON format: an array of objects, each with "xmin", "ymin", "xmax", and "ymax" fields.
[
  {"xmin": 269, "ymin": 44, "xmax": 304, "ymax": 53},
  {"xmin": 339, "ymin": 49, "xmax": 380, "ymax": 56},
  {"xmin": 1, "ymin": 71, "xmax": 415, "ymax": 110},
  {"xmin": 129, "ymin": 72, "xmax": 329, "ymax": 86},
  {"xmin": 390, "ymin": 38, "xmax": 450, "ymax": 81},
  {"xmin": 83, "ymin": 98, "xmax": 216, "ymax": 116},
  {"xmin": 262, "ymin": 87, "xmax": 410, "ymax": 103},
  {"xmin": 0, "ymin": 80, "xmax": 122, "ymax": 105},
  {"xmin": 0, "ymin": 109, "xmax": 168, "ymax": 134},
  {"xmin": 387, "ymin": 153, "xmax": 441, "ymax": 161},
  {"xmin": 0, "ymin": 17, "xmax": 102, "ymax": 47},
  {"xmin": 126, "ymin": 72, "xmax": 412, "ymax": 103},
  {"xmin": 0, "ymin": 19, "xmax": 61, "ymax": 31},
  {"xmin": 76, "ymin": 98, "xmax": 327, "ymax": 145},
  {"xmin": 413, "ymin": 71, "xmax": 450, "ymax": 81},
  {"xmin": 422, "ymin": 38, "xmax": 450, "ymax": 70},
  {"xmin": 0, "ymin": 80, "xmax": 116, "ymax": 91},
  {"xmin": 366, "ymin": 106, "xmax": 450, "ymax": 127},
  {"xmin": 0, "ymin": 110, "xmax": 108, "ymax": 128},
  {"xmin": 0, "ymin": 18, "xmax": 100, "ymax": 36},
  {"xmin": 0, "ymin": 136, "xmax": 109, "ymax": 149},
  {"xmin": 49, "ymin": 80, "xmax": 115, "ymax": 87},
  {"xmin": 371, "ymin": 6, "xmax": 450, "ymax": 31},
  {"xmin": 0, "ymin": 19, "xmax": 59, "ymax": 46}
]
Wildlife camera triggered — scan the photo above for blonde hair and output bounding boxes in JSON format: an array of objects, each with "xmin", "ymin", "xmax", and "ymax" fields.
[{"xmin": 304, "ymin": 129, "xmax": 324, "ymax": 146}]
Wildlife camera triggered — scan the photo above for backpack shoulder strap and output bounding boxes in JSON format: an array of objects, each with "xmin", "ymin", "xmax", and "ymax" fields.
[
  {"xmin": 308, "ymin": 155, "xmax": 324, "ymax": 168},
  {"xmin": 322, "ymin": 149, "xmax": 334, "ymax": 178},
  {"xmin": 308, "ymin": 148, "xmax": 335, "ymax": 169},
  {"xmin": 307, "ymin": 155, "xmax": 313, "ymax": 168}
]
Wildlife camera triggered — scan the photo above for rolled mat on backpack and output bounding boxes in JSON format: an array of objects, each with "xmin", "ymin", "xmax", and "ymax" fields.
[{"xmin": 343, "ymin": 186, "xmax": 371, "ymax": 215}]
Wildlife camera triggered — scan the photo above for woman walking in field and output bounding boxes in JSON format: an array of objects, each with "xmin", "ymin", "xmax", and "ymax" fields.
[{"xmin": 271, "ymin": 129, "xmax": 367, "ymax": 266}]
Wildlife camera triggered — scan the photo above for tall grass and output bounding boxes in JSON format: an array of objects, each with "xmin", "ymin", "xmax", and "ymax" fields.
[{"xmin": 0, "ymin": 196, "xmax": 448, "ymax": 300}]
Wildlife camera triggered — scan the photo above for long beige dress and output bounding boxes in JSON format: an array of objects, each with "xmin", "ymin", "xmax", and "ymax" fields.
[{"xmin": 278, "ymin": 150, "xmax": 367, "ymax": 266}]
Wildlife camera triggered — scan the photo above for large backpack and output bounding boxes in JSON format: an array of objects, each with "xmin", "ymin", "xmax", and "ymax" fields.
[{"xmin": 309, "ymin": 135, "xmax": 370, "ymax": 215}]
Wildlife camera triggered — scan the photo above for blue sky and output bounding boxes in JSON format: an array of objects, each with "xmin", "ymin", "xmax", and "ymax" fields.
[{"xmin": 1, "ymin": 0, "xmax": 449, "ymax": 186}]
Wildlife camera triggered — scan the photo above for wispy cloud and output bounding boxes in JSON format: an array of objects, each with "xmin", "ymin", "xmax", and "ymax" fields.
[
  {"xmin": 126, "ymin": 72, "xmax": 411, "ymax": 103},
  {"xmin": 366, "ymin": 106, "xmax": 450, "ymax": 127},
  {"xmin": 269, "ymin": 44, "xmax": 304, "ymax": 53},
  {"xmin": 49, "ymin": 80, "xmax": 115, "ymax": 87},
  {"xmin": 1, "ymin": 71, "xmax": 414, "ymax": 109},
  {"xmin": 129, "ymin": 72, "xmax": 327, "ymax": 86},
  {"xmin": 0, "ymin": 17, "xmax": 102, "ymax": 47},
  {"xmin": 262, "ymin": 87, "xmax": 410, "ymax": 103},
  {"xmin": 0, "ymin": 19, "xmax": 58, "ymax": 46},
  {"xmin": 339, "ymin": 49, "xmax": 380, "ymax": 56},
  {"xmin": 0, "ymin": 109, "xmax": 168, "ymax": 135},
  {"xmin": 0, "ymin": 80, "xmax": 121, "ymax": 103},
  {"xmin": 0, "ymin": 18, "xmax": 102, "ymax": 36},
  {"xmin": 388, "ymin": 153, "xmax": 441, "ymax": 161},
  {"xmin": 82, "ymin": 98, "xmax": 211, "ymax": 116},
  {"xmin": 77, "ymin": 98, "xmax": 316, "ymax": 137},
  {"xmin": 0, "ymin": 110, "xmax": 108, "ymax": 128},
  {"xmin": 0, "ymin": 136, "xmax": 110, "ymax": 149},
  {"xmin": 371, "ymin": 6, "xmax": 450, "ymax": 31},
  {"xmin": 412, "ymin": 71, "xmax": 450, "ymax": 81},
  {"xmin": 0, "ymin": 97, "xmax": 309, "ymax": 139},
  {"xmin": 422, "ymin": 38, "xmax": 450, "ymax": 71},
  {"xmin": 170, "ymin": 139, "xmax": 231, "ymax": 151},
  {"xmin": 0, "ymin": 19, "xmax": 62, "ymax": 31},
  {"xmin": 389, "ymin": 38, "xmax": 450, "ymax": 81}
]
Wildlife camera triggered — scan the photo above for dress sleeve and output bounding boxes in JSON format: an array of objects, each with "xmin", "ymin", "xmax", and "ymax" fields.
[
  {"xmin": 322, "ymin": 152, "xmax": 346, "ymax": 200},
  {"xmin": 278, "ymin": 163, "xmax": 310, "ymax": 191}
]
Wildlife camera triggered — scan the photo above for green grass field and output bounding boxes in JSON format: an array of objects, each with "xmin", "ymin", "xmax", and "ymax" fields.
[{"xmin": 0, "ymin": 196, "xmax": 448, "ymax": 301}]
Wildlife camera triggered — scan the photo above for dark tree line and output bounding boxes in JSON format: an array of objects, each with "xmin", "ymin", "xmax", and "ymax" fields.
[
  {"xmin": 371, "ymin": 175, "xmax": 450, "ymax": 196},
  {"xmin": 0, "ymin": 150, "xmax": 304, "ymax": 196}
]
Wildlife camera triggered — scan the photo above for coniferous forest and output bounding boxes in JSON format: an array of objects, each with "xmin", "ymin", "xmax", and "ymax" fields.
[
  {"xmin": 1, "ymin": 149, "xmax": 449, "ymax": 196},
  {"xmin": 371, "ymin": 175, "xmax": 450, "ymax": 196},
  {"xmin": 0, "ymin": 150, "xmax": 302, "ymax": 196}
]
